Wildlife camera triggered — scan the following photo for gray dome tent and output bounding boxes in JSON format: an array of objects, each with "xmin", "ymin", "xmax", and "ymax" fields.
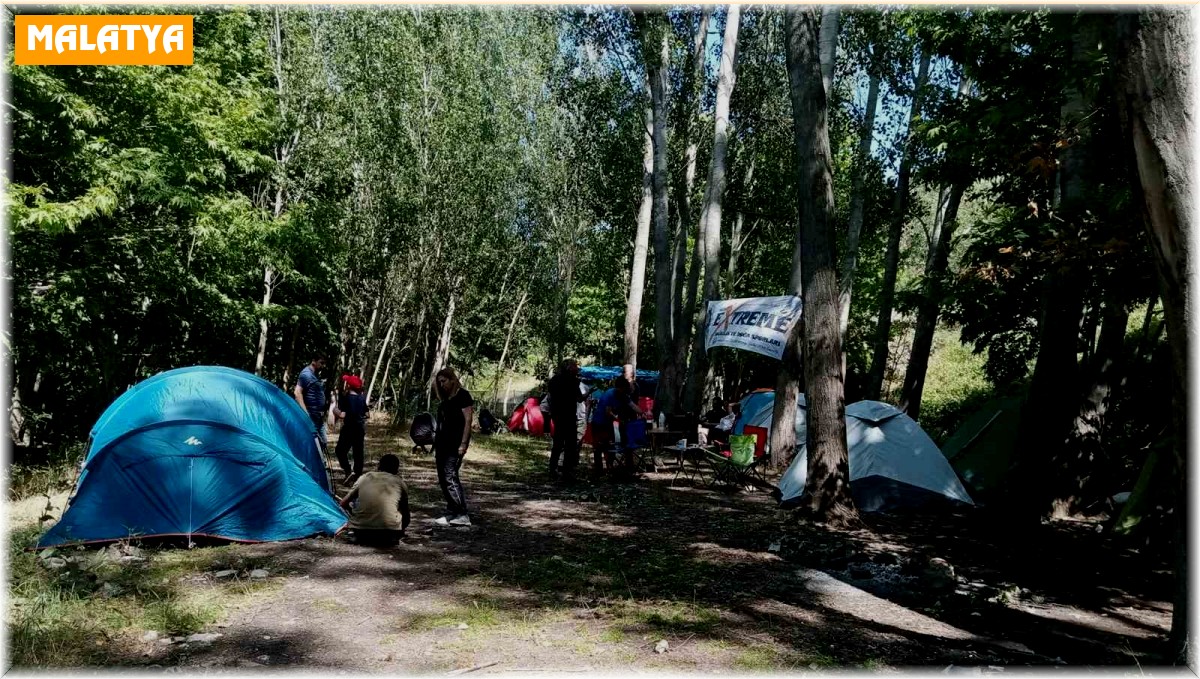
[{"xmin": 777, "ymin": 400, "xmax": 974, "ymax": 513}]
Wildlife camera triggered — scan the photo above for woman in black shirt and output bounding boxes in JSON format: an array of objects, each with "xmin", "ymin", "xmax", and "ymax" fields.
[{"xmin": 433, "ymin": 367, "xmax": 474, "ymax": 527}]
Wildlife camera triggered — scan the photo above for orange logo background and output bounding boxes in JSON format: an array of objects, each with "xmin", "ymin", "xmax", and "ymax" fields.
[{"xmin": 14, "ymin": 15, "xmax": 193, "ymax": 66}]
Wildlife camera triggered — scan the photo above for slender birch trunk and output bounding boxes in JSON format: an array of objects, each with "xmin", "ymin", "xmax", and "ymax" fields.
[
  {"xmin": 866, "ymin": 50, "xmax": 930, "ymax": 400},
  {"xmin": 684, "ymin": 5, "xmax": 741, "ymax": 412}
]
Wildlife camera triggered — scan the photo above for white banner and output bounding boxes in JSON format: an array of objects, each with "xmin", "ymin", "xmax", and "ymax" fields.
[{"xmin": 704, "ymin": 295, "xmax": 803, "ymax": 360}]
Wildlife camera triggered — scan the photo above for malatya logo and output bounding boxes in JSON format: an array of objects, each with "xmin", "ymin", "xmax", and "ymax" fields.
[{"xmin": 15, "ymin": 15, "xmax": 193, "ymax": 66}]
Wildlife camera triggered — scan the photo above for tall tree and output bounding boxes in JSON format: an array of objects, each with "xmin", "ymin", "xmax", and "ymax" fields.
[
  {"xmin": 1114, "ymin": 8, "xmax": 1191, "ymax": 665},
  {"xmin": 899, "ymin": 73, "xmax": 973, "ymax": 421},
  {"xmin": 672, "ymin": 7, "xmax": 713, "ymax": 361},
  {"xmin": 684, "ymin": 4, "xmax": 742, "ymax": 411},
  {"xmin": 865, "ymin": 48, "xmax": 930, "ymax": 400},
  {"xmin": 838, "ymin": 60, "xmax": 881, "ymax": 340},
  {"xmin": 639, "ymin": 11, "xmax": 679, "ymax": 414},
  {"xmin": 783, "ymin": 6, "xmax": 857, "ymax": 527},
  {"xmin": 818, "ymin": 6, "xmax": 839, "ymax": 97},
  {"xmin": 622, "ymin": 99, "xmax": 655, "ymax": 366}
]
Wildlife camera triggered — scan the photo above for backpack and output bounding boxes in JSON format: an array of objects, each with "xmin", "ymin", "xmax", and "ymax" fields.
[
  {"xmin": 410, "ymin": 412, "xmax": 436, "ymax": 453},
  {"xmin": 478, "ymin": 408, "xmax": 503, "ymax": 435}
]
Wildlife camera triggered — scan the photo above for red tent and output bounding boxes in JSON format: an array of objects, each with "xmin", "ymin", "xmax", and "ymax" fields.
[{"xmin": 507, "ymin": 397, "xmax": 546, "ymax": 436}]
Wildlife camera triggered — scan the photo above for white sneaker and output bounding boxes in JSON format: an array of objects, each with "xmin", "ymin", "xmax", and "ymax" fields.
[
  {"xmin": 432, "ymin": 516, "xmax": 451, "ymax": 526},
  {"xmin": 449, "ymin": 515, "xmax": 472, "ymax": 527}
]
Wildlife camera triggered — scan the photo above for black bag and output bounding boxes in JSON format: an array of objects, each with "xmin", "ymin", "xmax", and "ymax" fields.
[
  {"xmin": 478, "ymin": 408, "xmax": 503, "ymax": 435},
  {"xmin": 410, "ymin": 412, "xmax": 436, "ymax": 451}
]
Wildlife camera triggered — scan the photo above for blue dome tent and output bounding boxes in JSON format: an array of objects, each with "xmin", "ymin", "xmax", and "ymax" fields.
[{"xmin": 38, "ymin": 366, "xmax": 347, "ymax": 548}]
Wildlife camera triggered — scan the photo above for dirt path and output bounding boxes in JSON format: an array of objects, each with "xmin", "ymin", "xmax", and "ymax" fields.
[{"xmin": 143, "ymin": 424, "xmax": 1166, "ymax": 672}]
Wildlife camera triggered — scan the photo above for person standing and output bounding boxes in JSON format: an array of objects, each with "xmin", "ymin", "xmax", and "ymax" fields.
[
  {"xmin": 333, "ymin": 374, "xmax": 368, "ymax": 485},
  {"xmin": 590, "ymin": 378, "xmax": 639, "ymax": 476},
  {"xmin": 547, "ymin": 358, "xmax": 587, "ymax": 482},
  {"xmin": 612, "ymin": 376, "xmax": 643, "ymax": 477},
  {"xmin": 433, "ymin": 367, "xmax": 474, "ymax": 527},
  {"xmin": 294, "ymin": 354, "xmax": 329, "ymax": 453}
]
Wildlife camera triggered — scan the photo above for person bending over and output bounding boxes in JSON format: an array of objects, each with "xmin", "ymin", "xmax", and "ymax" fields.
[{"xmin": 340, "ymin": 454, "xmax": 410, "ymax": 547}]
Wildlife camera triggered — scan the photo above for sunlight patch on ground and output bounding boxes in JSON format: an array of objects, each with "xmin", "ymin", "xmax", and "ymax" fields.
[
  {"xmin": 688, "ymin": 542, "xmax": 782, "ymax": 565},
  {"xmin": 1009, "ymin": 601, "xmax": 1170, "ymax": 639},
  {"xmin": 797, "ymin": 568, "xmax": 982, "ymax": 643},
  {"xmin": 744, "ymin": 598, "xmax": 822, "ymax": 626},
  {"xmin": 507, "ymin": 500, "xmax": 637, "ymax": 538},
  {"xmin": 8, "ymin": 491, "xmax": 69, "ymax": 528}
]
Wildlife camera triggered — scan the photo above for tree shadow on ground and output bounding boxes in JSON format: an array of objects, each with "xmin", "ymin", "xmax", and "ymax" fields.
[
  {"xmin": 21, "ymin": 424, "xmax": 1173, "ymax": 670},
  {"xmin": 274, "ymin": 427, "xmax": 1170, "ymax": 667}
]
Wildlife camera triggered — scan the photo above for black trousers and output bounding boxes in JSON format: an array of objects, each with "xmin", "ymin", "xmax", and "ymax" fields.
[
  {"xmin": 549, "ymin": 414, "xmax": 579, "ymax": 475},
  {"xmin": 352, "ymin": 528, "xmax": 403, "ymax": 547},
  {"xmin": 435, "ymin": 449, "xmax": 468, "ymax": 516},
  {"xmin": 335, "ymin": 425, "xmax": 365, "ymax": 476}
]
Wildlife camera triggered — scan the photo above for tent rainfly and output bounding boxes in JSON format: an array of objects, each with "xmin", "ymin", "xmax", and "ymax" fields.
[
  {"xmin": 38, "ymin": 366, "xmax": 347, "ymax": 548},
  {"xmin": 776, "ymin": 400, "xmax": 974, "ymax": 513}
]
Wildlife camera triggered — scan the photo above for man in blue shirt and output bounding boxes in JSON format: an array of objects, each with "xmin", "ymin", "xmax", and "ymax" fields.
[
  {"xmin": 294, "ymin": 354, "xmax": 328, "ymax": 452},
  {"xmin": 590, "ymin": 378, "xmax": 639, "ymax": 476}
]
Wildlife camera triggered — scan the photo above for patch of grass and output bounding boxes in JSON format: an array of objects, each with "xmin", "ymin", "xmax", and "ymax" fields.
[
  {"xmin": 7, "ymin": 526, "xmax": 275, "ymax": 668},
  {"xmin": 696, "ymin": 638, "xmax": 735, "ymax": 653},
  {"xmin": 400, "ymin": 599, "xmax": 503, "ymax": 631},
  {"xmin": 7, "ymin": 445, "xmax": 84, "ymax": 501},
  {"xmin": 314, "ymin": 598, "xmax": 349, "ymax": 613},
  {"xmin": 733, "ymin": 646, "xmax": 783, "ymax": 670},
  {"xmin": 861, "ymin": 657, "xmax": 890, "ymax": 670},
  {"xmin": 804, "ymin": 649, "xmax": 839, "ymax": 668},
  {"xmin": 604, "ymin": 599, "xmax": 722, "ymax": 636},
  {"xmin": 915, "ymin": 328, "xmax": 999, "ymax": 445},
  {"xmin": 600, "ymin": 627, "xmax": 626, "ymax": 643},
  {"xmin": 470, "ymin": 434, "xmax": 549, "ymax": 481}
]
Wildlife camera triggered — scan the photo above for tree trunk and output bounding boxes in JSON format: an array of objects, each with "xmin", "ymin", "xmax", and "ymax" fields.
[
  {"xmin": 1011, "ymin": 16, "xmax": 1101, "ymax": 522},
  {"xmin": 783, "ymin": 6, "xmax": 857, "ymax": 528},
  {"xmin": 1136, "ymin": 293, "xmax": 1159, "ymax": 361},
  {"xmin": 1051, "ymin": 294, "xmax": 1129, "ymax": 517},
  {"xmin": 642, "ymin": 12, "xmax": 679, "ymax": 415},
  {"xmin": 1010, "ymin": 267, "xmax": 1086, "ymax": 523},
  {"xmin": 726, "ymin": 157, "xmax": 755, "ymax": 295},
  {"xmin": 470, "ymin": 256, "xmax": 515, "ymax": 363},
  {"xmin": 282, "ymin": 321, "xmax": 299, "ymax": 388},
  {"xmin": 497, "ymin": 288, "xmax": 531, "ymax": 377},
  {"xmin": 376, "ymin": 341, "xmax": 396, "ymax": 414},
  {"xmin": 898, "ymin": 72, "xmax": 974, "ymax": 420},
  {"xmin": 838, "ymin": 69, "xmax": 881, "ymax": 341},
  {"xmin": 359, "ymin": 291, "xmax": 382, "ymax": 377},
  {"xmin": 818, "ymin": 6, "xmax": 839, "ymax": 97},
  {"xmin": 1115, "ymin": 9, "xmax": 1191, "ymax": 665},
  {"xmin": 427, "ymin": 281, "xmax": 461, "ymax": 406},
  {"xmin": 899, "ymin": 180, "xmax": 967, "ymax": 421},
  {"xmin": 623, "ymin": 102, "xmax": 655, "ymax": 366},
  {"xmin": 254, "ymin": 266, "xmax": 274, "ymax": 376},
  {"xmin": 866, "ymin": 50, "xmax": 930, "ymax": 400},
  {"xmin": 366, "ymin": 317, "xmax": 396, "ymax": 405},
  {"xmin": 684, "ymin": 4, "xmax": 741, "ymax": 413},
  {"xmin": 672, "ymin": 8, "xmax": 713, "ymax": 355}
]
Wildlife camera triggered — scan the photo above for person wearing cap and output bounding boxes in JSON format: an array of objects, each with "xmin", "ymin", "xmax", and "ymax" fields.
[{"xmin": 333, "ymin": 374, "xmax": 368, "ymax": 485}]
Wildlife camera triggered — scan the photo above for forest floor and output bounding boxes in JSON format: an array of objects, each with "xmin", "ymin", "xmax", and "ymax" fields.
[{"xmin": 7, "ymin": 423, "xmax": 1175, "ymax": 672}]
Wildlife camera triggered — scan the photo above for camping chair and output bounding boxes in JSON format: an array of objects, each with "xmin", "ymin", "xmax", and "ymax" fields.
[
  {"xmin": 616, "ymin": 418, "xmax": 651, "ymax": 473},
  {"xmin": 704, "ymin": 432, "xmax": 770, "ymax": 491},
  {"xmin": 672, "ymin": 441, "xmax": 713, "ymax": 487}
]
